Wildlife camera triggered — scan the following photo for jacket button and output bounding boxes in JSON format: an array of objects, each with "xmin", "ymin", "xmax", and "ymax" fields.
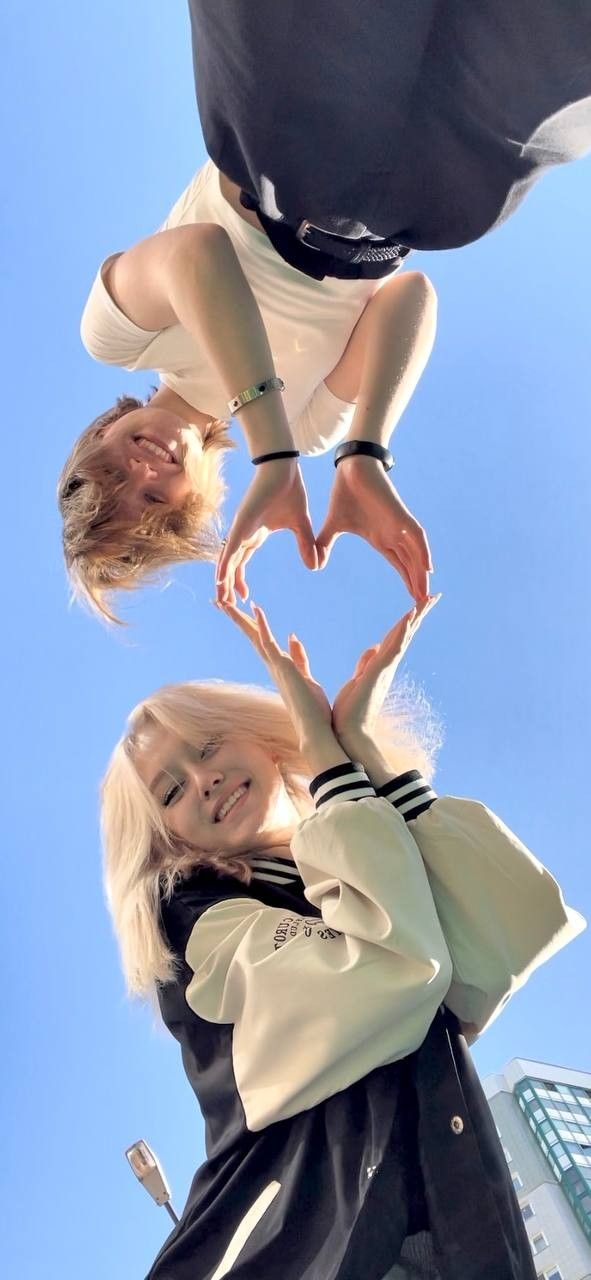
[{"xmin": 450, "ymin": 1115, "xmax": 464, "ymax": 1135}]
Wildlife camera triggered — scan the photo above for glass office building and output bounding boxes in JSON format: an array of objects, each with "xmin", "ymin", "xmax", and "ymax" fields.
[{"xmin": 483, "ymin": 1059, "xmax": 591, "ymax": 1280}]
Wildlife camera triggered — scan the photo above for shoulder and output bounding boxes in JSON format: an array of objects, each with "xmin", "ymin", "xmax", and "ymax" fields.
[{"xmin": 160, "ymin": 866, "xmax": 261, "ymax": 958}]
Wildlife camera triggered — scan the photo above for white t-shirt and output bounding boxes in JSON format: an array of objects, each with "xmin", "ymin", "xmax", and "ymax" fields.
[{"xmin": 80, "ymin": 161, "xmax": 381, "ymax": 456}]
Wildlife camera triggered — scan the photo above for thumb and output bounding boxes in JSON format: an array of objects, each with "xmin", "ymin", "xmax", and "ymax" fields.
[
  {"xmin": 293, "ymin": 518, "xmax": 319, "ymax": 571},
  {"xmin": 289, "ymin": 634, "xmax": 312, "ymax": 678},
  {"xmin": 315, "ymin": 521, "xmax": 340, "ymax": 570},
  {"xmin": 353, "ymin": 645, "xmax": 380, "ymax": 679}
]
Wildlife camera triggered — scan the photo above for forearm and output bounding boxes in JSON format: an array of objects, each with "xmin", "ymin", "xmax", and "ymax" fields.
[
  {"xmin": 301, "ymin": 728, "xmax": 352, "ymax": 779},
  {"xmin": 333, "ymin": 732, "xmax": 397, "ymax": 790},
  {"xmin": 344, "ymin": 272, "xmax": 436, "ymax": 449},
  {"xmin": 164, "ymin": 226, "xmax": 296, "ymax": 455}
]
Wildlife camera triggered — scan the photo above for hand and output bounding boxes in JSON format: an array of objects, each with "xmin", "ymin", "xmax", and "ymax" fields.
[
  {"xmin": 316, "ymin": 455, "xmax": 433, "ymax": 601},
  {"xmin": 218, "ymin": 600, "xmax": 343, "ymax": 772},
  {"xmin": 216, "ymin": 460, "xmax": 317, "ymax": 604},
  {"xmin": 331, "ymin": 596, "xmax": 440, "ymax": 761}
]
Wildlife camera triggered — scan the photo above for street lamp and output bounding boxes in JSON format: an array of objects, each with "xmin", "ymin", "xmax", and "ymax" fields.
[{"xmin": 125, "ymin": 1139, "xmax": 180, "ymax": 1225}]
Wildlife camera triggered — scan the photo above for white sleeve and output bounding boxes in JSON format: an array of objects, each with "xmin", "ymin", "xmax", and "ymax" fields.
[
  {"xmin": 289, "ymin": 379, "xmax": 355, "ymax": 456},
  {"xmin": 380, "ymin": 774, "xmax": 587, "ymax": 1038},
  {"xmin": 80, "ymin": 255, "xmax": 161, "ymax": 367},
  {"xmin": 184, "ymin": 797, "xmax": 452, "ymax": 1131}
]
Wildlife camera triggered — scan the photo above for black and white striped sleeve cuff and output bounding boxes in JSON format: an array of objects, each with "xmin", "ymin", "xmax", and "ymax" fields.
[
  {"xmin": 309, "ymin": 761, "xmax": 376, "ymax": 811},
  {"xmin": 376, "ymin": 770, "xmax": 437, "ymax": 821}
]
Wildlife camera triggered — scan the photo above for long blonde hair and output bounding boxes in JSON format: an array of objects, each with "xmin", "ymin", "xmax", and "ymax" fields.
[{"xmin": 102, "ymin": 678, "xmax": 441, "ymax": 998}]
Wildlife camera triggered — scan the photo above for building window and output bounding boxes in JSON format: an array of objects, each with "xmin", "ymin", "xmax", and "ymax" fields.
[
  {"xmin": 544, "ymin": 1268, "xmax": 563, "ymax": 1280},
  {"xmin": 521, "ymin": 1203, "xmax": 535, "ymax": 1222},
  {"xmin": 523, "ymin": 1089, "xmax": 534, "ymax": 1102},
  {"xmin": 512, "ymin": 1172, "xmax": 524, "ymax": 1191},
  {"xmin": 503, "ymin": 1148, "xmax": 512, "ymax": 1163},
  {"xmin": 531, "ymin": 1232, "xmax": 548, "ymax": 1255}
]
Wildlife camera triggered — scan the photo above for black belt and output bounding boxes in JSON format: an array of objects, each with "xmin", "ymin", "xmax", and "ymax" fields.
[
  {"xmin": 240, "ymin": 190, "xmax": 411, "ymax": 281},
  {"xmin": 295, "ymin": 218, "xmax": 408, "ymax": 265}
]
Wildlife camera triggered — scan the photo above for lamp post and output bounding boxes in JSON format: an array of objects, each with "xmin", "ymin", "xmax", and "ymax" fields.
[{"xmin": 125, "ymin": 1139, "xmax": 180, "ymax": 1226}]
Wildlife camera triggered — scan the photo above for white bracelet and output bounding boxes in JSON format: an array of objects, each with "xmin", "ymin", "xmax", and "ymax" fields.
[{"xmin": 228, "ymin": 376, "xmax": 285, "ymax": 415}]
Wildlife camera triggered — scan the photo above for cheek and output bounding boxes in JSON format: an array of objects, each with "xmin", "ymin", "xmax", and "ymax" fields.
[{"xmin": 168, "ymin": 473, "xmax": 195, "ymax": 505}]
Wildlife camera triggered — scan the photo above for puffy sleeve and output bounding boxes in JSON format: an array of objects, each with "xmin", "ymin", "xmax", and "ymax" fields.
[
  {"xmin": 80, "ymin": 254, "xmax": 161, "ymax": 367},
  {"xmin": 168, "ymin": 774, "xmax": 452, "ymax": 1132},
  {"xmin": 378, "ymin": 772, "xmax": 587, "ymax": 1041}
]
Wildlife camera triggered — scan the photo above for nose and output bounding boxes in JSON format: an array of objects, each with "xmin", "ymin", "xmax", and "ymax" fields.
[
  {"xmin": 126, "ymin": 456, "xmax": 157, "ymax": 478},
  {"xmin": 192, "ymin": 767, "xmax": 224, "ymax": 800}
]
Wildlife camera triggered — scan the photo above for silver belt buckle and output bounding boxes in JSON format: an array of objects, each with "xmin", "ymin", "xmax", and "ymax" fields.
[{"xmin": 295, "ymin": 219, "xmax": 331, "ymax": 251}]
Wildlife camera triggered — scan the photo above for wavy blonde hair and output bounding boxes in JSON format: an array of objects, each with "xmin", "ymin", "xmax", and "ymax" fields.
[
  {"xmin": 58, "ymin": 394, "xmax": 234, "ymax": 623},
  {"xmin": 102, "ymin": 678, "xmax": 442, "ymax": 999}
]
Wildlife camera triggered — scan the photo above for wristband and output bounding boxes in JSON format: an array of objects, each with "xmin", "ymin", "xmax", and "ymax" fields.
[
  {"xmin": 228, "ymin": 376, "xmax": 285, "ymax": 416},
  {"xmin": 251, "ymin": 449, "xmax": 300, "ymax": 465},
  {"xmin": 334, "ymin": 440, "xmax": 395, "ymax": 471}
]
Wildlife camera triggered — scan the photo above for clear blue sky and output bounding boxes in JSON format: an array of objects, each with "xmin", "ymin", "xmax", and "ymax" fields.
[{"xmin": 2, "ymin": 3, "xmax": 590, "ymax": 1276}]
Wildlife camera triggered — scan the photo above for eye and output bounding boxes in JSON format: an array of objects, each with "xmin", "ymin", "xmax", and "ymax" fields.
[
  {"xmin": 162, "ymin": 778, "xmax": 184, "ymax": 808},
  {"xmin": 200, "ymin": 739, "xmax": 220, "ymax": 760},
  {"xmin": 144, "ymin": 492, "xmax": 166, "ymax": 505}
]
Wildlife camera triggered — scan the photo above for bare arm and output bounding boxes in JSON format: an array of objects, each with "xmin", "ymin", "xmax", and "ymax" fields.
[
  {"xmin": 325, "ymin": 270, "xmax": 437, "ymax": 448},
  {"xmin": 316, "ymin": 272, "xmax": 437, "ymax": 598},
  {"xmin": 107, "ymin": 224, "xmax": 295, "ymax": 456}
]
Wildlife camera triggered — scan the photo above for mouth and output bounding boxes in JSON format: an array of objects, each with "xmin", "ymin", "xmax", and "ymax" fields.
[
  {"xmin": 133, "ymin": 435, "xmax": 178, "ymax": 464},
  {"xmin": 214, "ymin": 781, "xmax": 251, "ymax": 824}
]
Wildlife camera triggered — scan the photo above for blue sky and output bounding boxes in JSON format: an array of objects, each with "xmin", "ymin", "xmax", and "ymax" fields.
[{"xmin": 2, "ymin": 3, "xmax": 590, "ymax": 1276}]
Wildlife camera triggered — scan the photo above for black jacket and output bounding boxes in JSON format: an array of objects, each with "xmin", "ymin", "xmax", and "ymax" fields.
[{"xmin": 147, "ymin": 768, "xmax": 584, "ymax": 1279}]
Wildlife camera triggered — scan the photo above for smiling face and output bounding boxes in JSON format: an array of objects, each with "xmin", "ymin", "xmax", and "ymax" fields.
[
  {"xmin": 134, "ymin": 728, "xmax": 298, "ymax": 856},
  {"xmin": 98, "ymin": 407, "xmax": 204, "ymax": 516}
]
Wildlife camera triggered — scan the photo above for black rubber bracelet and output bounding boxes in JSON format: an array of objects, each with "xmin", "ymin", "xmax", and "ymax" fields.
[
  {"xmin": 251, "ymin": 450, "xmax": 300, "ymax": 465},
  {"xmin": 334, "ymin": 441, "xmax": 395, "ymax": 471}
]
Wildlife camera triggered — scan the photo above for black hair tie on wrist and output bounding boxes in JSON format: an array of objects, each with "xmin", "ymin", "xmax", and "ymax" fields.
[
  {"xmin": 334, "ymin": 440, "xmax": 395, "ymax": 471},
  {"xmin": 251, "ymin": 449, "xmax": 301, "ymax": 465}
]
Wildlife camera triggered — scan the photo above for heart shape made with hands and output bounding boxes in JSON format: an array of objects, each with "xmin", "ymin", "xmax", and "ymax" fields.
[{"xmin": 214, "ymin": 454, "xmax": 434, "ymax": 607}]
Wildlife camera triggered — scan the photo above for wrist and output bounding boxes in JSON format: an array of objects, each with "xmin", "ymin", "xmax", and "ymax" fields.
[
  {"xmin": 237, "ymin": 389, "xmax": 297, "ymax": 458},
  {"xmin": 334, "ymin": 731, "xmax": 394, "ymax": 789},
  {"xmin": 300, "ymin": 728, "xmax": 350, "ymax": 777}
]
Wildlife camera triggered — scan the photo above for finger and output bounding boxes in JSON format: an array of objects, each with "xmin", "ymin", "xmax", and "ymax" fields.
[
  {"xmin": 215, "ymin": 536, "xmax": 237, "ymax": 592},
  {"xmin": 404, "ymin": 520, "xmax": 434, "ymax": 576},
  {"xmin": 378, "ymin": 609, "xmax": 419, "ymax": 660},
  {"xmin": 216, "ymin": 551, "xmax": 240, "ymax": 605},
  {"xmin": 402, "ymin": 528, "xmax": 433, "ymax": 599},
  {"xmin": 217, "ymin": 599, "xmax": 264, "ymax": 652},
  {"xmin": 411, "ymin": 592, "xmax": 441, "ymax": 627},
  {"xmin": 378, "ymin": 542, "xmax": 414, "ymax": 596},
  {"xmin": 420, "ymin": 527, "xmax": 434, "ymax": 575},
  {"xmin": 315, "ymin": 523, "xmax": 341, "ymax": 571},
  {"xmin": 250, "ymin": 602, "xmax": 282, "ymax": 657},
  {"xmin": 288, "ymin": 634, "xmax": 312, "ymax": 678},
  {"xmin": 410, "ymin": 563, "xmax": 431, "ymax": 603},
  {"xmin": 234, "ymin": 560, "xmax": 249, "ymax": 603},
  {"xmin": 292, "ymin": 519, "xmax": 319, "ymax": 572},
  {"xmin": 392, "ymin": 531, "xmax": 431, "ymax": 602},
  {"xmin": 353, "ymin": 645, "xmax": 380, "ymax": 679}
]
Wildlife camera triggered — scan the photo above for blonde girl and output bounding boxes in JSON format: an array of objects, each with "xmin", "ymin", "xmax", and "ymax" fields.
[{"xmin": 102, "ymin": 599, "xmax": 584, "ymax": 1279}]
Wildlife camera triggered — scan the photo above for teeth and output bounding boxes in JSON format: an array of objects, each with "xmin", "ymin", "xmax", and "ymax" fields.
[
  {"xmin": 136, "ymin": 437, "xmax": 173, "ymax": 462},
  {"xmin": 216, "ymin": 785, "xmax": 247, "ymax": 823}
]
